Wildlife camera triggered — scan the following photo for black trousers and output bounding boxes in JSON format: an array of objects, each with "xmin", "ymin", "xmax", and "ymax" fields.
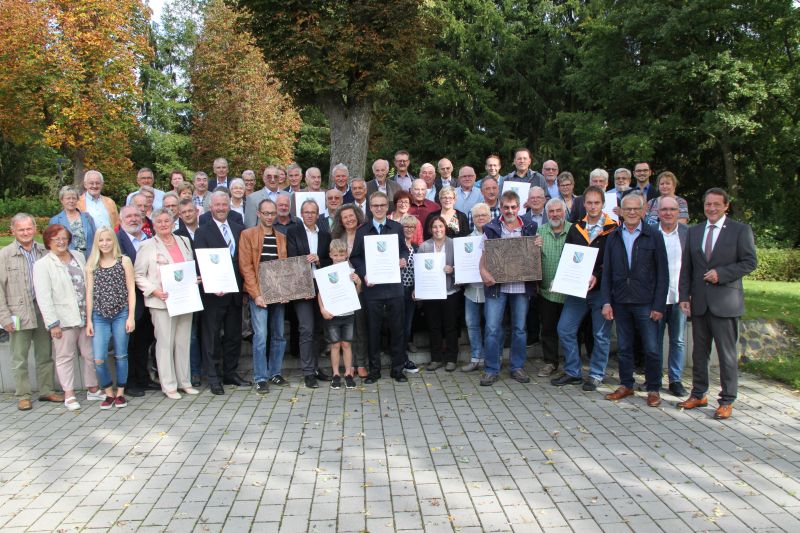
[
  {"xmin": 294, "ymin": 299, "xmax": 322, "ymax": 376},
  {"xmin": 526, "ymin": 294, "xmax": 541, "ymax": 342},
  {"xmin": 424, "ymin": 292, "xmax": 461, "ymax": 364},
  {"xmin": 365, "ymin": 297, "xmax": 405, "ymax": 375},
  {"xmin": 200, "ymin": 302, "xmax": 243, "ymax": 385},
  {"xmin": 537, "ymin": 295, "xmax": 563, "ymax": 368},
  {"xmin": 127, "ymin": 307, "xmax": 154, "ymax": 388}
]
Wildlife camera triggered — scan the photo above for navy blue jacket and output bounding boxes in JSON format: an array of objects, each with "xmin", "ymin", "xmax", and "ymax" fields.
[
  {"xmin": 482, "ymin": 216, "xmax": 538, "ymax": 299},
  {"xmin": 601, "ymin": 222, "xmax": 669, "ymax": 313}
]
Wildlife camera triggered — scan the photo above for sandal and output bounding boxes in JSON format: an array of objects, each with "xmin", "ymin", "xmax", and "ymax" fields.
[{"xmin": 64, "ymin": 396, "xmax": 81, "ymax": 411}]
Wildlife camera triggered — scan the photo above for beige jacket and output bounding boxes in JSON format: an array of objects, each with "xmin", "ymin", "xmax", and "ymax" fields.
[
  {"xmin": 0, "ymin": 241, "xmax": 48, "ymax": 329},
  {"xmin": 33, "ymin": 250, "xmax": 87, "ymax": 329},
  {"xmin": 134, "ymin": 235, "xmax": 194, "ymax": 310}
]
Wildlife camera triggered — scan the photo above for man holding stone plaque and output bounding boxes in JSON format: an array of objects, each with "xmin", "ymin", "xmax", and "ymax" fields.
[
  {"xmin": 478, "ymin": 190, "xmax": 539, "ymax": 386},
  {"xmin": 239, "ymin": 198, "xmax": 288, "ymax": 394}
]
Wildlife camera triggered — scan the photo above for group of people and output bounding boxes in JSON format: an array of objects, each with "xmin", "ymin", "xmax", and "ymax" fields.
[{"xmin": 1, "ymin": 149, "xmax": 756, "ymax": 420}]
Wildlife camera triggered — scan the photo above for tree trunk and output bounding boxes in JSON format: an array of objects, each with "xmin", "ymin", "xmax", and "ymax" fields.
[
  {"xmin": 72, "ymin": 148, "xmax": 86, "ymax": 187},
  {"xmin": 318, "ymin": 95, "xmax": 372, "ymax": 183},
  {"xmin": 717, "ymin": 131, "xmax": 738, "ymax": 215}
]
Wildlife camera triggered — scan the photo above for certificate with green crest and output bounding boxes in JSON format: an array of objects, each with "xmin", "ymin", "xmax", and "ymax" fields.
[
  {"xmin": 160, "ymin": 261, "xmax": 204, "ymax": 317},
  {"xmin": 314, "ymin": 261, "xmax": 361, "ymax": 316},
  {"xmin": 363, "ymin": 234, "xmax": 401, "ymax": 284}
]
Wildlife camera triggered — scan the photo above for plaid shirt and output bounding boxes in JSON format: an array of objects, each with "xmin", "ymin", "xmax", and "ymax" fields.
[{"xmin": 537, "ymin": 222, "xmax": 572, "ymax": 303}]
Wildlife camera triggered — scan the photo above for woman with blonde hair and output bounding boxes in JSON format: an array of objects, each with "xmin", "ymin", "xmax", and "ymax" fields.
[{"xmin": 86, "ymin": 228, "xmax": 136, "ymax": 409}]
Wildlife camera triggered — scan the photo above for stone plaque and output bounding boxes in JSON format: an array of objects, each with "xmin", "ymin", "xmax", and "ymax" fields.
[
  {"xmin": 484, "ymin": 236, "xmax": 542, "ymax": 283},
  {"xmin": 258, "ymin": 256, "xmax": 316, "ymax": 305}
]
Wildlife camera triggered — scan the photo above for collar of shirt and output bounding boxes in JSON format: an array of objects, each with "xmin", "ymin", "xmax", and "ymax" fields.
[
  {"xmin": 659, "ymin": 224, "xmax": 679, "ymax": 236},
  {"xmin": 623, "ymin": 221, "xmax": 642, "ymax": 235},
  {"xmin": 304, "ymin": 224, "xmax": 318, "ymax": 234},
  {"xmin": 706, "ymin": 214, "xmax": 726, "ymax": 229},
  {"xmin": 372, "ymin": 217, "xmax": 387, "ymax": 233},
  {"xmin": 501, "ymin": 217, "xmax": 524, "ymax": 233},
  {"xmin": 216, "ymin": 178, "xmax": 229, "ymax": 187},
  {"xmin": 213, "ymin": 218, "xmax": 230, "ymax": 234}
]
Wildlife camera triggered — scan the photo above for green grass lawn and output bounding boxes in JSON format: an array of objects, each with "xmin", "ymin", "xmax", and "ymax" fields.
[{"xmin": 743, "ymin": 280, "xmax": 800, "ymax": 330}]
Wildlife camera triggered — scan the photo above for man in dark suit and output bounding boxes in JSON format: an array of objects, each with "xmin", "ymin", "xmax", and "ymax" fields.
[
  {"xmin": 349, "ymin": 191, "xmax": 410, "ymax": 383},
  {"xmin": 116, "ymin": 206, "xmax": 157, "ymax": 397},
  {"xmin": 200, "ymin": 208, "xmax": 243, "ymax": 227},
  {"xmin": 678, "ymin": 188, "xmax": 757, "ymax": 419},
  {"xmin": 601, "ymin": 192, "xmax": 669, "ymax": 406},
  {"xmin": 194, "ymin": 190, "xmax": 251, "ymax": 395},
  {"xmin": 286, "ymin": 199, "xmax": 332, "ymax": 388},
  {"xmin": 208, "ymin": 157, "xmax": 231, "ymax": 191}
]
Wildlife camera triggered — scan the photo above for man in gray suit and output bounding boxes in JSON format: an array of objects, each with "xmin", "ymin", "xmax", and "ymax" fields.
[
  {"xmin": 678, "ymin": 188, "xmax": 757, "ymax": 419},
  {"xmin": 244, "ymin": 166, "xmax": 281, "ymax": 227}
]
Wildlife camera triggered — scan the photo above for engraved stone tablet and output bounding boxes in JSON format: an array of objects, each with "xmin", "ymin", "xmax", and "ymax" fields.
[
  {"xmin": 484, "ymin": 236, "xmax": 542, "ymax": 283},
  {"xmin": 258, "ymin": 256, "xmax": 316, "ymax": 305}
]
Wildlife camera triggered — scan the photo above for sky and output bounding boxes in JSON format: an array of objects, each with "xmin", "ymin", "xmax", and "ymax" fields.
[{"xmin": 147, "ymin": 0, "xmax": 165, "ymax": 23}]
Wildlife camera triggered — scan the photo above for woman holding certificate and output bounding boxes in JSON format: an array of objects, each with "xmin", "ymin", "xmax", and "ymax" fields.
[
  {"xmin": 134, "ymin": 209, "xmax": 197, "ymax": 400},
  {"xmin": 417, "ymin": 216, "xmax": 460, "ymax": 372}
]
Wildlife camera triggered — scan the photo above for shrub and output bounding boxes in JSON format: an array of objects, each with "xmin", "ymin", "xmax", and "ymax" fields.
[
  {"xmin": 748, "ymin": 248, "xmax": 800, "ymax": 282},
  {"xmin": 0, "ymin": 196, "xmax": 61, "ymax": 218}
]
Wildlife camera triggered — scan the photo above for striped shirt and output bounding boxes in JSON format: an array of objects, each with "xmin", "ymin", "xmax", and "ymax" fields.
[{"xmin": 260, "ymin": 234, "xmax": 278, "ymax": 263}]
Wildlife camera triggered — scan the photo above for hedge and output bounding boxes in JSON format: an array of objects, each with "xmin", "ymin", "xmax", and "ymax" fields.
[{"xmin": 748, "ymin": 248, "xmax": 800, "ymax": 282}]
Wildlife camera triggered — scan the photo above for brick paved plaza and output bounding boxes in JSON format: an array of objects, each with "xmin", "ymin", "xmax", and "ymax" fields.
[{"xmin": 1, "ymin": 360, "xmax": 799, "ymax": 532}]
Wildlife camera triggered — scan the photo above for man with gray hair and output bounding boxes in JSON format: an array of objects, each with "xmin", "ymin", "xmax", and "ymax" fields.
[
  {"xmin": 285, "ymin": 164, "xmax": 304, "ymax": 193},
  {"xmin": 245, "ymin": 165, "xmax": 282, "ymax": 227},
  {"xmin": 305, "ymin": 167, "xmax": 324, "ymax": 192},
  {"xmin": 419, "ymin": 163, "xmax": 439, "ymax": 202},
  {"xmin": 126, "ymin": 167, "xmax": 166, "ymax": 209},
  {"xmin": 589, "ymin": 168, "xmax": 609, "ymax": 190},
  {"xmin": 330, "ymin": 163, "xmax": 350, "ymax": 197},
  {"xmin": 78, "ymin": 170, "xmax": 119, "ymax": 229},
  {"xmin": 454, "ymin": 166, "xmax": 484, "ymax": 220},
  {"xmin": 366, "ymin": 159, "xmax": 401, "ymax": 205},
  {"xmin": 209, "ymin": 157, "xmax": 231, "ymax": 190},
  {"xmin": 542, "ymin": 160, "xmax": 560, "ymax": 199},
  {"xmin": 535, "ymin": 198, "xmax": 572, "ymax": 377},
  {"xmin": 0, "ymin": 214, "xmax": 61, "ymax": 410}
]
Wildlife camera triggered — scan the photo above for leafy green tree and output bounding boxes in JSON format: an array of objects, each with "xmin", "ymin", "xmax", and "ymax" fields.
[{"xmin": 236, "ymin": 0, "xmax": 430, "ymax": 178}]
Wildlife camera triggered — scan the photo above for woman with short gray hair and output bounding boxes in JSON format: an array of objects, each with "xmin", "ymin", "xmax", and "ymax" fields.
[{"xmin": 49, "ymin": 185, "xmax": 97, "ymax": 258}]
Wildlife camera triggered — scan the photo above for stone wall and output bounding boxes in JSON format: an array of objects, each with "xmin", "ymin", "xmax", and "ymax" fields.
[{"xmin": 738, "ymin": 319, "xmax": 798, "ymax": 362}]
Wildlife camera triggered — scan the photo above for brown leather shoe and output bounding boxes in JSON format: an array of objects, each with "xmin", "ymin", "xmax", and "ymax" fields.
[
  {"xmin": 605, "ymin": 386, "xmax": 634, "ymax": 401},
  {"xmin": 38, "ymin": 392, "xmax": 64, "ymax": 402},
  {"xmin": 714, "ymin": 404, "xmax": 733, "ymax": 420},
  {"xmin": 17, "ymin": 399, "xmax": 32, "ymax": 411},
  {"xmin": 677, "ymin": 395, "xmax": 708, "ymax": 409},
  {"xmin": 647, "ymin": 392, "xmax": 661, "ymax": 407}
]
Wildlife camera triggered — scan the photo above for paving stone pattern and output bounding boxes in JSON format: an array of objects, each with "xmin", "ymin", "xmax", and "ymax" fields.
[{"xmin": 0, "ymin": 363, "xmax": 799, "ymax": 532}]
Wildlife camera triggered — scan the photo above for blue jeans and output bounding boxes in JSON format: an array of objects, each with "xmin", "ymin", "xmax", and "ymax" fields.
[
  {"xmin": 250, "ymin": 300, "xmax": 286, "ymax": 382},
  {"xmin": 464, "ymin": 297, "xmax": 485, "ymax": 362},
  {"xmin": 557, "ymin": 292, "xmax": 612, "ymax": 381},
  {"xmin": 657, "ymin": 303, "xmax": 686, "ymax": 384},
  {"xmin": 484, "ymin": 292, "xmax": 528, "ymax": 375},
  {"xmin": 190, "ymin": 313, "xmax": 201, "ymax": 378},
  {"xmin": 614, "ymin": 303, "xmax": 661, "ymax": 391},
  {"xmin": 92, "ymin": 309, "xmax": 129, "ymax": 389}
]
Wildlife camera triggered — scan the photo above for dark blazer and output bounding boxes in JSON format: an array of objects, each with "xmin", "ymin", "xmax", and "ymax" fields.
[
  {"xmin": 601, "ymin": 222, "xmax": 669, "ymax": 314},
  {"xmin": 566, "ymin": 195, "xmax": 586, "ymax": 224},
  {"xmin": 174, "ymin": 224, "xmax": 195, "ymax": 243},
  {"xmin": 286, "ymin": 223, "xmax": 332, "ymax": 268},
  {"xmin": 116, "ymin": 229, "xmax": 147, "ymax": 320},
  {"xmin": 193, "ymin": 217, "xmax": 244, "ymax": 306},
  {"xmin": 679, "ymin": 218, "xmax": 757, "ymax": 317},
  {"xmin": 208, "ymin": 178, "xmax": 230, "ymax": 192},
  {"xmin": 434, "ymin": 177, "xmax": 456, "ymax": 197},
  {"xmin": 200, "ymin": 209, "xmax": 243, "ymax": 227},
  {"xmin": 350, "ymin": 218, "xmax": 409, "ymax": 301}
]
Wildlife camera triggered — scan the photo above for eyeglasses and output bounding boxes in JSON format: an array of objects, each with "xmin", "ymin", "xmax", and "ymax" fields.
[
  {"xmin": 259, "ymin": 211, "xmax": 277, "ymax": 216},
  {"xmin": 371, "ymin": 203, "xmax": 388, "ymax": 209},
  {"xmin": 659, "ymin": 207, "xmax": 679, "ymax": 212},
  {"xmin": 634, "ymin": 169, "xmax": 650, "ymax": 174},
  {"xmin": 52, "ymin": 237, "xmax": 69, "ymax": 243},
  {"xmin": 621, "ymin": 207, "xmax": 642, "ymax": 212},
  {"xmin": 501, "ymin": 205, "xmax": 518, "ymax": 210}
]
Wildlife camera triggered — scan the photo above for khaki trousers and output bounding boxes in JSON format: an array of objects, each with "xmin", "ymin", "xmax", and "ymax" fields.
[
  {"xmin": 10, "ymin": 306, "xmax": 54, "ymax": 399},
  {"xmin": 52, "ymin": 327, "xmax": 96, "ymax": 392},
  {"xmin": 150, "ymin": 308, "xmax": 192, "ymax": 393}
]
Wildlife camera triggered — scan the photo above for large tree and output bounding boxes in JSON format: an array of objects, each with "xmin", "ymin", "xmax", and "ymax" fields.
[
  {"xmin": 236, "ymin": 0, "xmax": 429, "ymax": 179},
  {"xmin": 190, "ymin": 0, "xmax": 300, "ymax": 173},
  {"xmin": 0, "ymin": 0, "xmax": 151, "ymax": 189}
]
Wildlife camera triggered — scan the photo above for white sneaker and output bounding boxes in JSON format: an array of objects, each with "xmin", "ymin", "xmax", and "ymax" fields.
[
  {"xmin": 64, "ymin": 397, "xmax": 81, "ymax": 411},
  {"xmin": 86, "ymin": 389, "xmax": 105, "ymax": 401},
  {"xmin": 181, "ymin": 387, "xmax": 200, "ymax": 395}
]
